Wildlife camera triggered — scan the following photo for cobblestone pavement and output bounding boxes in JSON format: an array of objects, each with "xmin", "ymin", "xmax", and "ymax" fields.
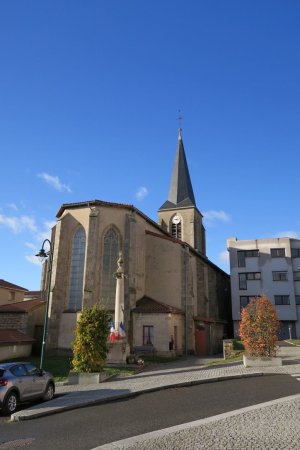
[{"xmin": 96, "ymin": 394, "xmax": 300, "ymax": 450}]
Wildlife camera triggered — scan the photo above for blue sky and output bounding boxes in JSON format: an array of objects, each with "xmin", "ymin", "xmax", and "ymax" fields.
[{"xmin": 1, "ymin": 1, "xmax": 300, "ymax": 290}]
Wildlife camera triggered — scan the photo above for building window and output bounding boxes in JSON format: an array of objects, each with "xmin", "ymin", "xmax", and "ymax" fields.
[
  {"xmin": 274, "ymin": 295, "xmax": 290, "ymax": 305},
  {"xmin": 291, "ymin": 248, "xmax": 300, "ymax": 258},
  {"xmin": 68, "ymin": 227, "xmax": 86, "ymax": 310},
  {"xmin": 240, "ymin": 295, "xmax": 260, "ymax": 309},
  {"xmin": 171, "ymin": 214, "xmax": 182, "ymax": 239},
  {"xmin": 101, "ymin": 228, "xmax": 120, "ymax": 310},
  {"xmin": 295, "ymin": 295, "xmax": 300, "ymax": 305},
  {"xmin": 293, "ymin": 271, "xmax": 300, "ymax": 281},
  {"xmin": 239, "ymin": 272, "xmax": 261, "ymax": 290},
  {"xmin": 237, "ymin": 250, "xmax": 259, "ymax": 267},
  {"xmin": 143, "ymin": 325, "xmax": 154, "ymax": 346},
  {"xmin": 271, "ymin": 248, "xmax": 285, "ymax": 258},
  {"xmin": 239, "ymin": 274, "xmax": 247, "ymax": 290},
  {"xmin": 272, "ymin": 271, "xmax": 288, "ymax": 281},
  {"xmin": 9, "ymin": 291, "xmax": 15, "ymax": 302}
]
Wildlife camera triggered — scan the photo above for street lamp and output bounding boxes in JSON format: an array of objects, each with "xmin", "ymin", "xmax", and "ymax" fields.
[{"xmin": 36, "ymin": 239, "xmax": 53, "ymax": 370}]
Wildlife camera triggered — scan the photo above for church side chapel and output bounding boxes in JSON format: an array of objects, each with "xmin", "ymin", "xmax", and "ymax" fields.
[{"xmin": 45, "ymin": 129, "xmax": 231, "ymax": 357}]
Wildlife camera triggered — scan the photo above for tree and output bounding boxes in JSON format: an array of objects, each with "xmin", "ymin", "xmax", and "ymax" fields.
[
  {"xmin": 239, "ymin": 296, "xmax": 279, "ymax": 357},
  {"xmin": 72, "ymin": 305, "xmax": 110, "ymax": 372}
]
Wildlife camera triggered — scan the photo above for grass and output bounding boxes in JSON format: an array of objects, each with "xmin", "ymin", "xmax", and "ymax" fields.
[
  {"xmin": 142, "ymin": 353, "xmax": 244, "ymax": 366},
  {"xmin": 286, "ymin": 339, "xmax": 300, "ymax": 346},
  {"xmin": 3, "ymin": 355, "xmax": 72, "ymax": 382},
  {"xmin": 3, "ymin": 355, "xmax": 137, "ymax": 382},
  {"xmin": 3, "ymin": 351, "xmax": 244, "ymax": 382},
  {"xmin": 142, "ymin": 355, "xmax": 182, "ymax": 364},
  {"xmin": 203, "ymin": 353, "xmax": 244, "ymax": 366}
]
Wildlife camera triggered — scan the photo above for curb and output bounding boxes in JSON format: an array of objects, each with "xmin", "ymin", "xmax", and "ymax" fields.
[{"xmin": 10, "ymin": 372, "xmax": 263, "ymax": 422}]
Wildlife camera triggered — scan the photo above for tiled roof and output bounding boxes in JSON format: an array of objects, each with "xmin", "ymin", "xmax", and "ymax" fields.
[
  {"xmin": 25, "ymin": 290, "xmax": 42, "ymax": 297},
  {"xmin": 0, "ymin": 298, "xmax": 44, "ymax": 313},
  {"xmin": 0, "ymin": 329, "xmax": 35, "ymax": 344},
  {"xmin": 0, "ymin": 279, "xmax": 28, "ymax": 292},
  {"xmin": 132, "ymin": 296, "xmax": 184, "ymax": 315}
]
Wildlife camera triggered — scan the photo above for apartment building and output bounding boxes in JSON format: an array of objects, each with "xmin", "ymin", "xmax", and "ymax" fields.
[{"xmin": 227, "ymin": 237, "xmax": 300, "ymax": 339}]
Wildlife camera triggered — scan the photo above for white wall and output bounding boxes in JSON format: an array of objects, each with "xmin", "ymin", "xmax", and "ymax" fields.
[{"xmin": 228, "ymin": 237, "xmax": 300, "ymax": 337}]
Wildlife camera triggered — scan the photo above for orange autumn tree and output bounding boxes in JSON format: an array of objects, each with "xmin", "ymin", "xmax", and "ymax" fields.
[{"xmin": 239, "ymin": 296, "xmax": 279, "ymax": 357}]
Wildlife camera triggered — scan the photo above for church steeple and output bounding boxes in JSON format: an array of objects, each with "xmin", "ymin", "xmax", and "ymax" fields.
[
  {"xmin": 159, "ymin": 129, "xmax": 196, "ymax": 210},
  {"xmin": 158, "ymin": 129, "xmax": 206, "ymax": 255}
]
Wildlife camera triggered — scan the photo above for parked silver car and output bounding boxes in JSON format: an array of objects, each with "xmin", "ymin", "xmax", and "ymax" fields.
[{"xmin": 0, "ymin": 362, "xmax": 55, "ymax": 414}]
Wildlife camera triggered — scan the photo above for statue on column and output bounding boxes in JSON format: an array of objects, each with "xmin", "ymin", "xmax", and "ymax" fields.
[{"xmin": 110, "ymin": 251, "xmax": 126, "ymax": 342}]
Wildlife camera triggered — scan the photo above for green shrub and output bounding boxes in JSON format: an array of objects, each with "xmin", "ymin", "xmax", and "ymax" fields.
[
  {"xmin": 72, "ymin": 306, "xmax": 110, "ymax": 372},
  {"xmin": 232, "ymin": 339, "xmax": 244, "ymax": 351}
]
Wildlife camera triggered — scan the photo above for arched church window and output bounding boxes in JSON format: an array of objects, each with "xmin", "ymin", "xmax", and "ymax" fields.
[
  {"xmin": 101, "ymin": 228, "xmax": 120, "ymax": 310},
  {"xmin": 68, "ymin": 227, "xmax": 86, "ymax": 310},
  {"xmin": 171, "ymin": 214, "xmax": 182, "ymax": 239}
]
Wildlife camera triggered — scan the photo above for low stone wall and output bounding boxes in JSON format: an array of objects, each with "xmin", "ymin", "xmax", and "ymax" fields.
[
  {"xmin": 223, "ymin": 339, "xmax": 244, "ymax": 359},
  {"xmin": 223, "ymin": 339, "xmax": 235, "ymax": 359},
  {"xmin": 0, "ymin": 343, "xmax": 32, "ymax": 362},
  {"xmin": 68, "ymin": 372, "xmax": 111, "ymax": 385},
  {"xmin": 243, "ymin": 355, "xmax": 283, "ymax": 367}
]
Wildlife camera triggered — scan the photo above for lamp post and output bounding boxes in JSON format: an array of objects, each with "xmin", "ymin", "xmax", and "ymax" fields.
[
  {"xmin": 36, "ymin": 239, "xmax": 53, "ymax": 370},
  {"xmin": 288, "ymin": 323, "xmax": 292, "ymax": 340}
]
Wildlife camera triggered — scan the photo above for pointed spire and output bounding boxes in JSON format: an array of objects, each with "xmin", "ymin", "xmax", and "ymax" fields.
[{"xmin": 159, "ymin": 129, "xmax": 196, "ymax": 210}]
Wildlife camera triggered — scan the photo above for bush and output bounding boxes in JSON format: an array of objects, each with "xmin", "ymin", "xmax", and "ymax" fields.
[
  {"xmin": 72, "ymin": 306, "xmax": 110, "ymax": 372},
  {"xmin": 239, "ymin": 296, "xmax": 279, "ymax": 357},
  {"xmin": 232, "ymin": 339, "xmax": 244, "ymax": 351}
]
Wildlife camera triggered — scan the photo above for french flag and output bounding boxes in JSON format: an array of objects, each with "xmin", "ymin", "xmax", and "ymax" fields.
[
  {"xmin": 109, "ymin": 323, "xmax": 115, "ymax": 343},
  {"xmin": 119, "ymin": 321, "xmax": 125, "ymax": 337}
]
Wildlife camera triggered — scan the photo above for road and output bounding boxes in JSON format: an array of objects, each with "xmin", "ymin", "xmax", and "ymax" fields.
[{"xmin": 0, "ymin": 374, "xmax": 299, "ymax": 450}]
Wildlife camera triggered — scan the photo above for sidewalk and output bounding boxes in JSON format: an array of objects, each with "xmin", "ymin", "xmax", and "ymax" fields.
[
  {"xmin": 95, "ymin": 393, "xmax": 300, "ymax": 450},
  {"xmin": 10, "ymin": 346, "xmax": 300, "ymax": 423}
]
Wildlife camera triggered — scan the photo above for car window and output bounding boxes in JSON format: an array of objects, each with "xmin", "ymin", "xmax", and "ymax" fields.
[
  {"xmin": 10, "ymin": 364, "xmax": 27, "ymax": 377},
  {"xmin": 24, "ymin": 363, "xmax": 40, "ymax": 376},
  {"xmin": 0, "ymin": 369, "xmax": 4, "ymax": 377}
]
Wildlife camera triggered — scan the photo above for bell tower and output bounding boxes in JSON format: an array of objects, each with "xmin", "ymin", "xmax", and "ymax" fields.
[{"xmin": 158, "ymin": 129, "xmax": 206, "ymax": 255}]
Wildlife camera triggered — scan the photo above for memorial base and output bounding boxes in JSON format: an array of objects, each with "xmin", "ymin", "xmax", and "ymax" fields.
[{"xmin": 106, "ymin": 340, "xmax": 130, "ymax": 365}]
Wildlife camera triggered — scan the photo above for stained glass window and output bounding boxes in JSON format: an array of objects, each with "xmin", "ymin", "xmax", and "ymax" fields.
[
  {"xmin": 68, "ymin": 227, "xmax": 86, "ymax": 310},
  {"xmin": 101, "ymin": 228, "xmax": 119, "ymax": 310}
]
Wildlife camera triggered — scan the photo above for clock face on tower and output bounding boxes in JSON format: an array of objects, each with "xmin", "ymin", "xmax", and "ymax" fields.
[{"xmin": 172, "ymin": 214, "xmax": 181, "ymax": 225}]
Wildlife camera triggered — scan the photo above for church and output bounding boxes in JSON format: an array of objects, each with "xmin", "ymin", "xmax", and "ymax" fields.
[{"xmin": 45, "ymin": 129, "xmax": 231, "ymax": 356}]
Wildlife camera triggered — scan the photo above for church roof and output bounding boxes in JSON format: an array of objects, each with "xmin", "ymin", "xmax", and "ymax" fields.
[
  {"xmin": 56, "ymin": 200, "xmax": 172, "ymax": 238},
  {"xmin": 56, "ymin": 200, "xmax": 228, "ymax": 277},
  {"xmin": 132, "ymin": 296, "xmax": 184, "ymax": 314},
  {"xmin": 159, "ymin": 129, "xmax": 196, "ymax": 210}
]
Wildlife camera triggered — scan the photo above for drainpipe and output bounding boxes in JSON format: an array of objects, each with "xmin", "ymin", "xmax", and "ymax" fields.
[{"xmin": 184, "ymin": 245, "xmax": 189, "ymax": 356}]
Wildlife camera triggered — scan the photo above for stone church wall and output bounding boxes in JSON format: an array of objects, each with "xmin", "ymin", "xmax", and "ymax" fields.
[{"xmin": 145, "ymin": 233, "xmax": 182, "ymax": 308}]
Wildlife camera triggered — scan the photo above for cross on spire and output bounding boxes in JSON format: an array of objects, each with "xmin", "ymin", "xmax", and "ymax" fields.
[{"xmin": 177, "ymin": 109, "xmax": 183, "ymax": 134}]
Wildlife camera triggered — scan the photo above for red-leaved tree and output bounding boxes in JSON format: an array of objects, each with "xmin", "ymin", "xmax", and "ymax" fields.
[{"xmin": 239, "ymin": 296, "xmax": 279, "ymax": 357}]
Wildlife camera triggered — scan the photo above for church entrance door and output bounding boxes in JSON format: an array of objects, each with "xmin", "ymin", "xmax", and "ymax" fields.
[{"xmin": 195, "ymin": 326, "xmax": 206, "ymax": 355}]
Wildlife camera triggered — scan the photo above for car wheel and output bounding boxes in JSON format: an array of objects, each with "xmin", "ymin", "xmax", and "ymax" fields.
[
  {"xmin": 3, "ymin": 391, "xmax": 18, "ymax": 415},
  {"xmin": 43, "ymin": 383, "xmax": 54, "ymax": 401}
]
